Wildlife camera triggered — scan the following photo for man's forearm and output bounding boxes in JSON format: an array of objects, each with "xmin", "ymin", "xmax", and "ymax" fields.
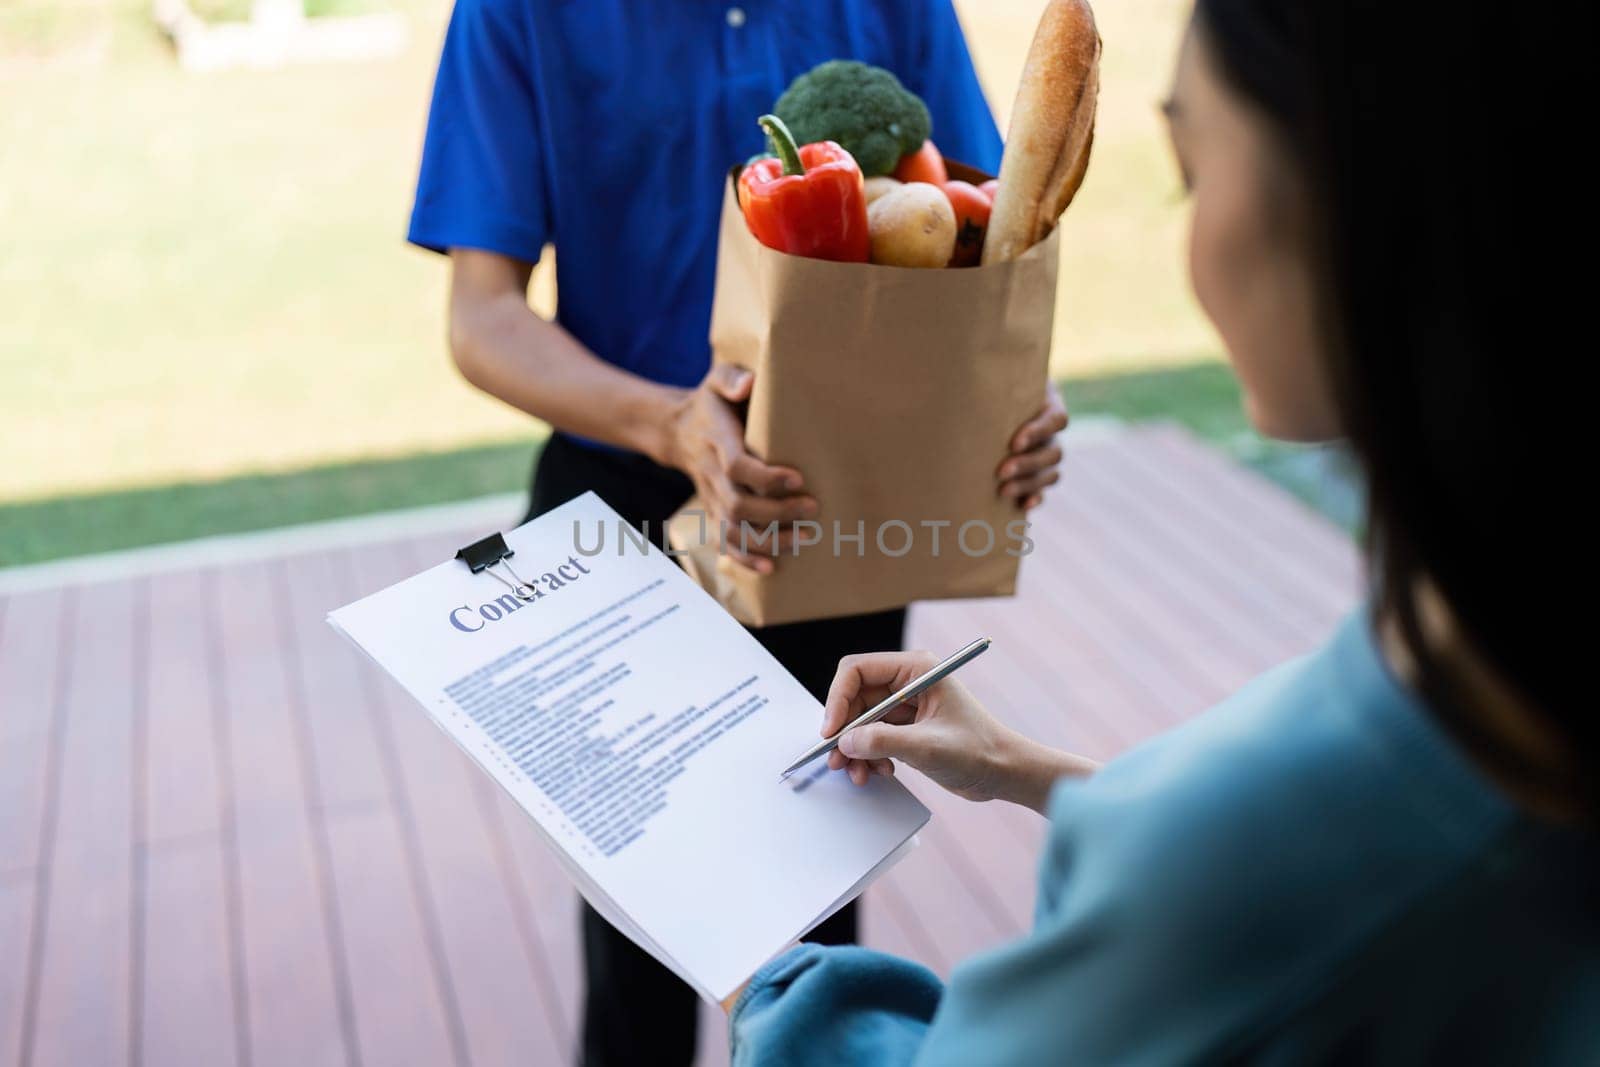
[{"xmin": 450, "ymin": 280, "xmax": 687, "ymax": 465}]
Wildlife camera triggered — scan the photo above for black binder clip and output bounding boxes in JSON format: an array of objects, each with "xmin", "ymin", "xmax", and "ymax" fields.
[{"xmin": 455, "ymin": 532, "xmax": 536, "ymax": 601}]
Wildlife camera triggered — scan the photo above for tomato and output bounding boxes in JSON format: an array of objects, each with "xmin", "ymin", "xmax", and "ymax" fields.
[
  {"xmin": 892, "ymin": 140, "xmax": 948, "ymax": 185},
  {"xmin": 978, "ymin": 178, "xmax": 999, "ymax": 202},
  {"xmin": 942, "ymin": 180, "xmax": 992, "ymax": 267}
]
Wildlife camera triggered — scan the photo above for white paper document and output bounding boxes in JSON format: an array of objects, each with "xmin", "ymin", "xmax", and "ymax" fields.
[{"xmin": 327, "ymin": 492, "xmax": 929, "ymax": 1001}]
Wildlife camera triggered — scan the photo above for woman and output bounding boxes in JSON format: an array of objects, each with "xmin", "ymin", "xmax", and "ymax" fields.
[{"xmin": 724, "ymin": 0, "xmax": 1597, "ymax": 1062}]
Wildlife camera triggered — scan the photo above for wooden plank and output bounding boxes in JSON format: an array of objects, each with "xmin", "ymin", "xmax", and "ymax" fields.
[
  {"xmin": 322, "ymin": 810, "xmax": 463, "ymax": 1067},
  {"xmin": 213, "ymin": 560, "xmax": 349, "ymax": 1067},
  {"xmin": 139, "ymin": 834, "xmax": 241, "ymax": 1067},
  {"xmin": 1142, "ymin": 425, "xmax": 1359, "ymax": 575},
  {"xmin": 390, "ymin": 523, "xmax": 576, "ymax": 1051},
  {"xmin": 886, "ymin": 801, "xmax": 1040, "ymax": 965},
  {"xmin": 934, "ymin": 566, "xmax": 1175, "ymax": 749},
  {"xmin": 909, "ymin": 781, "xmax": 1035, "ymax": 934},
  {"xmin": 407, "ymin": 530, "xmax": 483, "ymax": 571},
  {"xmin": 137, "ymin": 566, "xmax": 243, "ymax": 1067},
  {"xmin": 872, "ymin": 842, "xmax": 954, "ymax": 976},
  {"xmin": 203, "ymin": 565, "xmax": 254, "ymax": 1067},
  {"xmin": 696, "ymin": 1000, "xmax": 731, "ymax": 1067},
  {"xmin": 265, "ymin": 557, "xmax": 366, "ymax": 1065},
  {"xmin": 0, "ymin": 590, "xmax": 63, "ymax": 744},
  {"xmin": 322, "ymin": 545, "xmax": 476, "ymax": 1067},
  {"xmin": 771, "ymin": 603, "xmax": 1047, "ymax": 941},
  {"xmin": 143, "ymin": 570, "xmax": 225, "ymax": 846},
  {"xmin": 864, "ymin": 877, "xmax": 944, "ymax": 967},
  {"xmin": 1083, "ymin": 431, "xmax": 1342, "ymax": 611},
  {"xmin": 861, "ymin": 878, "xmax": 938, "ymax": 962},
  {"xmin": 0, "ymin": 590, "xmax": 66, "ymax": 882},
  {"xmin": 278, "ymin": 546, "xmax": 465, "ymax": 1063},
  {"xmin": 25, "ymin": 580, "xmax": 138, "ymax": 1067},
  {"xmin": 0, "ymin": 427, "xmax": 1374, "ymax": 1067},
  {"xmin": 0, "ymin": 877, "xmax": 35, "ymax": 1067},
  {"xmin": 279, "ymin": 551, "xmax": 391, "ymax": 817},
  {"xmin": 1025, "ymin": 510, "xmax": 1251, "ymax": 708},
  {"xmin": 1046, "ymin": 466, "xmax": 1309, "ymax": 674},
  {"xmin": 350, "ymin": 540, "xmax": 566, "ymax": 1067},
  {"xmin": 913, "ymin": 594, "xmax": 1136, "ymax": 872},
  {"xmin": 912, "ymin": 596, "xmax": 1130, "ymax": 760},
  {"xmin": 1118, "ymin": 427, "xmax": 1361, "ymax": 612},
  {"xmin": 858, "ymin": 611, "xmax": 1052, "ymax": 932},
  {"xmin": 485, "ymin": 787, "xmax": 581, "ymax": 1051},
  {"xmin": 904, "ymin": 430, "xmax": 1355, "ymax": 818},
  {"xmin": 1076, "ymin": 442, "xmax": 1344, "ymax": 644},
  {"xmin": 1133, "ymin": 425, "xmax": 1353, "ymax": 551},
  {"xmin": 375, "ymin": 702, "xmax": 566, "ymax": 1067},
  {"xmin": 870, "ymin": 793, "xmax": 1026, "ymax": 979},
  {"xmin": 1, "ymin": 588, "xmax": 73, "ymax": 1067},
  {"xmin": 1013, "ymin": 538, "xmax": 1209, "ymax": 733},
  {"xmin": 1020, "ymin": 433, "xmax": 1356, "ymax": 726},
  {"xmin": 1019, "ymin": 524, "xmax": 1235, "ymax": 725}
]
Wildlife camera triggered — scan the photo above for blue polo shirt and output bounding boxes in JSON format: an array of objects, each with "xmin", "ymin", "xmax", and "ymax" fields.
[{"xmin": 408, "ymin": 0, "xmax": 1002, "ymax": 390}]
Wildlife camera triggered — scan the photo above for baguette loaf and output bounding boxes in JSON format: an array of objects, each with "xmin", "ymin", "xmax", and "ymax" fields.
[{"xmin": 982, "ymin": 0, "xmax": 1101, "ymax": 265}]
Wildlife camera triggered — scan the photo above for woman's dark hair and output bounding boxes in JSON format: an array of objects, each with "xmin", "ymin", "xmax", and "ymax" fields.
[{"xmin": 1193, "ymin": 1, "xmax": 1591, "ymax": 815}]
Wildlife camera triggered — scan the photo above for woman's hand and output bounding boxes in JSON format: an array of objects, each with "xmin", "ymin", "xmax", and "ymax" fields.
[
  {"xmin": 822, "ymin": 651, "xmax": 1098, "ymax": 813},
  {"xmin": 998, "ymin": 387, "xmax": 1069, "ymax": 510},
  {"xmin": 663, "ymin": 364, "xmax": 818, "ymax": 573}
]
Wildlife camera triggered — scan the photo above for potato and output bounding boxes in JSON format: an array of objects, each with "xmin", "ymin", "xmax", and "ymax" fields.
[
  {"xmin": 867, "ymin": 183, "xmax": 957, "ymax": 268},
  {"xmin": 863, "ymin": 176, "xmax": 903, "ymax": 205}
]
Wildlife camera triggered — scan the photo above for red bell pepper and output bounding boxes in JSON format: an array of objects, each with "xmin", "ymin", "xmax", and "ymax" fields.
[{"xmin": 739, "ymin": 115, "xmax": 870, "ymax": 263}]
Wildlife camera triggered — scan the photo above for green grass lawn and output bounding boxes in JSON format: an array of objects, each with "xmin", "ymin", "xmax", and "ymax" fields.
[
  {"xmin": 0, "ymin": 437, "xmax": 541, "ymax": 565},
  {"xmin": 0, "ymin": 362, "xmax": 1359, "ymax": 567},
  {"xmin": 1, "ymin": 0, "xmax": 1286, "ymax": 567},
  {"xmin": 2, "ymin": 0, "xmax": 1206, "ymax": 499},
  {"xmin": 188, "ymin": 0, "xmax": 393, "ymax": 21},
  {"xmin": 1065, "ymin": 364, "xmax": 1363, "ymax": 532}
]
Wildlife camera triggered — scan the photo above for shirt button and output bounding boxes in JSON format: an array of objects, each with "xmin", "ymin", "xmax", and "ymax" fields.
[{"xmin": 725, "ymin": 6, "xmax": 746, "ymax": 28}]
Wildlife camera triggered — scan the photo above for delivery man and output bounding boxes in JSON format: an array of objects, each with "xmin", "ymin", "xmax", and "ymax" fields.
[{"xmin": 408, "ymin": 2, "xmax": 1068, "ymax": 1063}]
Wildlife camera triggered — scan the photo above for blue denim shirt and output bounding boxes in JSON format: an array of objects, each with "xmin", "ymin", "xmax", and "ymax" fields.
[{"xmin": 732, "ymin": 612, "xmax": 1600, "ymax": 1064}]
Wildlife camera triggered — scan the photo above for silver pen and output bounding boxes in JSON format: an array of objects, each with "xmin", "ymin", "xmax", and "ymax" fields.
[{"xmin": 779, "ymin": 637, "xmax": 992, "ymax": 782}]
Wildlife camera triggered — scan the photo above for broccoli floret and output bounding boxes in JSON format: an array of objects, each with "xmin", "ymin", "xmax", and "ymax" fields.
[{"xmin": 772, "ymin": 60, "xmax": 932, "ymax": 177}]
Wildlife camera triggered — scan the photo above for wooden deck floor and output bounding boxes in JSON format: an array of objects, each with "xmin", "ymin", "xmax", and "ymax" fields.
[{"xmin": 0, "ymin": 425, "xmax": 1360, "ymax": 1067}]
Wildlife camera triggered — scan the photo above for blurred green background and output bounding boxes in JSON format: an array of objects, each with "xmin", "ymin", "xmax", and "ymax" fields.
[{"xmin": 0, "ymin": 0, "xmax": 1346, "ymax": 566}]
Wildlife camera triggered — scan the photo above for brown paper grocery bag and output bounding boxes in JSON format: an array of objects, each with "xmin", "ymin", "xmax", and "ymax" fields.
[{"xmin": 668, "ymin": 168, "xmax": 1059, "ymax": 627}]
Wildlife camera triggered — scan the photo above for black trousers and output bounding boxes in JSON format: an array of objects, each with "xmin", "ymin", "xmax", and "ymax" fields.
[{"xmin": 524, "ymin": 433, "xmax": 906, "ymax": 1067}]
